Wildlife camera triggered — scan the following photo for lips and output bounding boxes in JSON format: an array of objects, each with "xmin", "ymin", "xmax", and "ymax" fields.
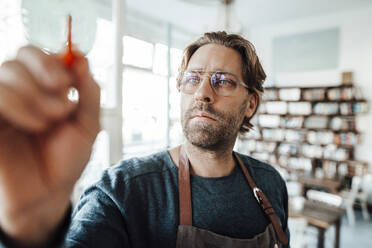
[{"xmin": 190, "ymin": 112, "xmax": 216, "ymax": 121}]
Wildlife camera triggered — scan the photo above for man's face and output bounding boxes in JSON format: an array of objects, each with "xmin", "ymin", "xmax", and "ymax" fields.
[{"xmin": 180, "ymin": 44, "xmax": 257, "ymax": 149}]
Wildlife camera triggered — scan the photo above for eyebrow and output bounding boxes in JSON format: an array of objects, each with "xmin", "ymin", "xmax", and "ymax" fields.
[{"xmin": 187, "ymin": 69, "xmax": 238, "ymax": 76}]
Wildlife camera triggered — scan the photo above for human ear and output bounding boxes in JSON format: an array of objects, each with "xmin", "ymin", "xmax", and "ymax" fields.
[{"xmin": 244, "ymin": 92, "xmax": 258, "ymax": 119}]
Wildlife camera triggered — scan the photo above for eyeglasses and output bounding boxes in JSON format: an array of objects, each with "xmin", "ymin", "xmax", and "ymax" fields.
[{"xmin": 177, "ymin": 70, "xmax": 249, "ymax": 97}]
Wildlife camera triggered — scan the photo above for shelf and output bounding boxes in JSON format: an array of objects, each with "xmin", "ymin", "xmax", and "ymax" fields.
[
  {"xmin": 264, "ymin": 85, "xmax": 356, "ymax": 90},
  {"xmin": 256, "ymin": 126, "xmax": 360, "ymax": 134},
  {"xmin": 249, "ymin": 149, "xmax": 354, "ymax": 163},
  {"xmin": 263, "ymin": 99, "xmax": 367, "ymax": 103},
  {"xmin": 264, "ymin": 152, "xmax": 367, "ymax": 165},
  {"xmin": 241, "ymin": 84, "xmax": 368, "ymax": 185},
  {"xmin": 241, "ymin": 137, "xmax": 358, "ymax": 149},
  {"xmin": 258, "ymin": 113, "xmax": 357, "ymax": 118}
]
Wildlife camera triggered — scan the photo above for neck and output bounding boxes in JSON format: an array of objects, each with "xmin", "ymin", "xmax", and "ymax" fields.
[{"xmin": 182, "ymin": 140, "xmax": 236, "ymax": 178}]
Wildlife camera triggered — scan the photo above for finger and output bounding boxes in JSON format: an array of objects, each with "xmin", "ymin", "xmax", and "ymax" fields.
[
  {"xmin": 0, "ymin": 84, "xmax": 48, "ymax": 132},
  {"xmin": 69, "ymin": 55, "xmax": 101, "ymax": 143},
  {"xmin": 0, "ymin": 60, "xmax": 77, "ymax": 124},
  {"xmin": 16, "ymin": 45, "xmax": 74, "ymax": 92}
]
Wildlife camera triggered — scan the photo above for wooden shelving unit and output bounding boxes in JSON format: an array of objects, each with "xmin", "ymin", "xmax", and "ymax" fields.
[{"xmin": 237, "ymin": 84, "xmax": 369, "ymax": 189}]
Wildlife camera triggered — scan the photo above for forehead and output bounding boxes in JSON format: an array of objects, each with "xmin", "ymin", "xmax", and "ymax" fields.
[{"xmin": 187, "ymin": 44, "xmax": 243, "ymax": 79}]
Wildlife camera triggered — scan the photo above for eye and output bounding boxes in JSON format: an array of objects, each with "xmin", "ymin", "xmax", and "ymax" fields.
[
  {"xmin": 217, "ymin": 79, "xmax": 232, "ymax": 85},
  {"xmin": 212, "ymin": 73, "xmax": 236, "ymax": 87},
  {"xmin": 184, "ymin": 72, "xmax": 200, "ymax": 84},
  {"xmin": 186, "ymin": 76, "xmax": 199, "ymax": 83}
]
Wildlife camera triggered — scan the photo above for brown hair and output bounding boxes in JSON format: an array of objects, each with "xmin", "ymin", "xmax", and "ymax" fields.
[{"xmin": 178, "ymin": 31, "xmax": 266, "ymax": 133}]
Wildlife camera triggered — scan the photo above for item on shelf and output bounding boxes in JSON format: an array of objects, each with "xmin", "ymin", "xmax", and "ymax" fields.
[
  {"xmin": 285, "ymin": 130, "xmax": 305, "ymax": 142},
  {"xmin": 252, "ymin": 152, "xmax": 270, "ymax": 161},
  {"xmin": 262, "ymin": 128, "xmax": 284, "ymax": 141},
  {"xmin": 245, "ymin": 140, "xmax": 256, "ymax": 152},
  {"xmin": 278, "ymin": 155, "xmax": 289, "ymax": 167},
  {"xmin": 338, "ymin": 163, "xmax": 348, "ymax": 177},
  {"xmin": 262, "ymin": 88, "xmax": 279, "ymax": 101},
  {"xmin": 327, "ymin": 88, "xmax": 341, "ymax": 100},
  {"xmin": 322, "ymin": 160, "xmax": 337, "ymax": 179},
  {"xmin": 280, "ymin": 116, "xmax": 304, "ymax": 128},
  {"xmin": 304, "ymin": 116, "xmax": 328, "ymax": 129},
  {"xmin": 256, "ymin": 141, "xmax": 277, "ymax": 153},
  {"xmin": 288, "ymin": 102, "xmax": 312, "ymax": 115},
  {"xmin": 354, "ymin": 102, "xmax": 368, "ymax": 114},
  {"xmin": 348, "ymin": 161, "xmax": 367, "ymax": 177},
  {"xmin": 258, "ymin": 102, "xmax": 267, "ymax": 113},
  {"xmin": 353, "ymin": 87, "xmax": 364, "ymax": 100},
  {"xmin": 323, "ymin": 144, "xmax": 350, "ymax": 161},
  {"xmin": 258, "ymin": 115, "xmax": 280, "ymax": 128},
  {"xmin": 313, "ymin": 102, "xmax": 339, "ymax": 115},
  {"xmin": 340, "ymin": 102, "xmax": 368, "ymax": 115},
  {"xmin": 240, "ymin": 128, "xmax": 261, "ymax": 140},
  {"xmin": 339, "ymin": 103, "xmax": 352, "ymax": 115},
  {"xmin": 279, "ymin": 88, "xmax": 301, "ymax": 101},
  {"xmin": 251, "ymin": 115, "xmax": 259, "ymax": 126},
  {"xmin": 265, "ymin": 101, "xmax": 287, "ymax": 114},
  {"xmin": 330, "ymin": 116, "xmax": 355, "ymax": 130},
  {"xmin": 268, "ymin": 154, "xmax": 277, "ymax": 165},
  {"xmin": 328, "ymin": 86, "xmax": 355, "ymax": 101},
  {"xmin": 303, "ymin": 88, "xmax": 325, "ymax": 101},
  {"xmin": 278, "ymin": 143, "xmax": 298, "ymax": 156},
  {"xmin": 333, "ymin": 132, "xmax": 359, "ymax": 146},
  {"xmin": 236, "ymin": 139, "xmax": 258, "ymax": 155},
  {"xmin": 288, "ymin": 157, "xmax": 312, "ymax": 172},
  {"xmin": 341, "ymin": 72, "xmax": 353, "ymax": 85},
  {"xmin": 307, "ymin": 131, "xmax": 334, "ymax": 145},
  {"xmin": 340, "ymin": 87, "xmax": 354, "ymax": 100},
  {"xmin": 301, "ymin": 144, "xmax": 323, "ymax": 158}
]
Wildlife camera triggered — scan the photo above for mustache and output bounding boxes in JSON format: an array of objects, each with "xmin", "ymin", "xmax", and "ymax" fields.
[{"xmin": 185, "ymin": 102, "xmax": 225, "ymax": 120}]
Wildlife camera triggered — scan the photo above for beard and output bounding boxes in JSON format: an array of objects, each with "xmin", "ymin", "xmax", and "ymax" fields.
[{"xmin": 181, "ymin": 100, "xmax": 247, "ymax": 150}]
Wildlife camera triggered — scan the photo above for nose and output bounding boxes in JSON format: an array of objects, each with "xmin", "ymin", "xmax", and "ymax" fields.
[{"xmin": 193, "ymin": 76, "xmax": 215, "ymax": 104}]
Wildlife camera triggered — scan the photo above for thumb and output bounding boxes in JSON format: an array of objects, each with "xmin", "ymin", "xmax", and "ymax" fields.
[{"xmin": 69, "ymin": 54, "xmax": 101, "ymax": 144}]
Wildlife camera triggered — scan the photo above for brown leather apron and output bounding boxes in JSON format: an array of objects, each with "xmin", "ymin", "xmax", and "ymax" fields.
[{"xmin": 176, "ymin": 147, "xmax": 289, "ymax": 248}]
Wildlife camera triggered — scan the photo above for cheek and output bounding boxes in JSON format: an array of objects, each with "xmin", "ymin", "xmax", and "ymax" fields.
[{"xmin": 180, "ymin": 94, "xmax": 192, "ymax": 114}]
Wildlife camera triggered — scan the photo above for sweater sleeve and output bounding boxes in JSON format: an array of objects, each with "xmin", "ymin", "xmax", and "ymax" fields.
[
  {"xmin": 64, "ymin": 185, "xmax": 130, "ymax": 248},
  {"xmin": 282, "ymin": 179, "xmax": 291, "ymax": 248}
]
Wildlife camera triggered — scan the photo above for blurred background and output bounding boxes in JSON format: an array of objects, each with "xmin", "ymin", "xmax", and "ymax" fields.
[{"xmin": 1, "ymin": 0, "xmax": 372, "ymax": 247}]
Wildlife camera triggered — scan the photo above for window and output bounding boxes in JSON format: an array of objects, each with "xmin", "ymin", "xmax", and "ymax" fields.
[
  {"xmin": 153, "ymin": 43, "xmax": 168, "ymax": 76},
  {"xmin": 170, "ymin": 47, "xmax": 183, "ymax": 75},
  {"xmin": 123, "ymin": 36, "xmax": 153, "ymax": 69},
  {"xmin": 122, "ymin": 35, "xmax": 184, "ymax": 158},
  {"xmin": 169, "ymin": 48, "xmax": 184, "ymax": 146},
  {"xmin": 87, "ymin": 18, "xmax": 116, "ymax": 109},
  {"xmin": 123, "ymin": 67, "xmax": 168, "ymax": 157},
  {"xmin": 169, "ymin": 76, "xmax": 184, "ymax": 147},
  {"xmin": 0, "ymin": 0, "xmax": 25, "ymax": 64}
]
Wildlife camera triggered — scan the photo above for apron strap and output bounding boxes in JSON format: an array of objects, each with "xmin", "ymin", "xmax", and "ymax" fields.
[
  {"xmin": 178, "ymin": 146, "xmax": 192, "ymax": 226},
  {"xmin": 178, "ymin": 146, "xmax": 288, "ymax": 246},
  {"xmin": 233, "ymin": 153, "xmax": 289, "ymax": 246}
]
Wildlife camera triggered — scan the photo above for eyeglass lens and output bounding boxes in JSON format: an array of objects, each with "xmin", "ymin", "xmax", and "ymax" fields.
[{"xmin": 180, "ymin": 71, "xmax": 239, "ymax": 96}]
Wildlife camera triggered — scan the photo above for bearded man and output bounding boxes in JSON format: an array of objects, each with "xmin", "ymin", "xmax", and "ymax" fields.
[{"xmin": 0, "ymin": 32, "xmax": 289, "ymax": 248}]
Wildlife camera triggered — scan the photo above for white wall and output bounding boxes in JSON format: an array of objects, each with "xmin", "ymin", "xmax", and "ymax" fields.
[{"xmin": 248, "ymin": 6, "xmax": 372, "ymax": 201}]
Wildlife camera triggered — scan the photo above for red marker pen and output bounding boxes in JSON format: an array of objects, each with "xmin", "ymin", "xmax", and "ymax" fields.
[{"xmin": 62, "ymin": 15, "xmax": 75, "ymax": 67}]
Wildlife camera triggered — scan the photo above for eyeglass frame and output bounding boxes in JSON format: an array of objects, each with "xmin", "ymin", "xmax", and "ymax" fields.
[{"xmin": 176, "ymin": 69, "xmax": 250, "ymax": 96}]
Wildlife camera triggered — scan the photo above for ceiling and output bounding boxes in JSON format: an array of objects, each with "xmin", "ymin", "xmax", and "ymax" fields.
[{"xmin": 123, "ymin": 0, "xmax": 372, "ymax": 34}]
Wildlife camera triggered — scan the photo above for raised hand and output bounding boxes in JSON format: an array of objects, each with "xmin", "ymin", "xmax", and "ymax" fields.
[{"xmin": 0, "ymin": 45, "xmax": 100, "ymax": 245}]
